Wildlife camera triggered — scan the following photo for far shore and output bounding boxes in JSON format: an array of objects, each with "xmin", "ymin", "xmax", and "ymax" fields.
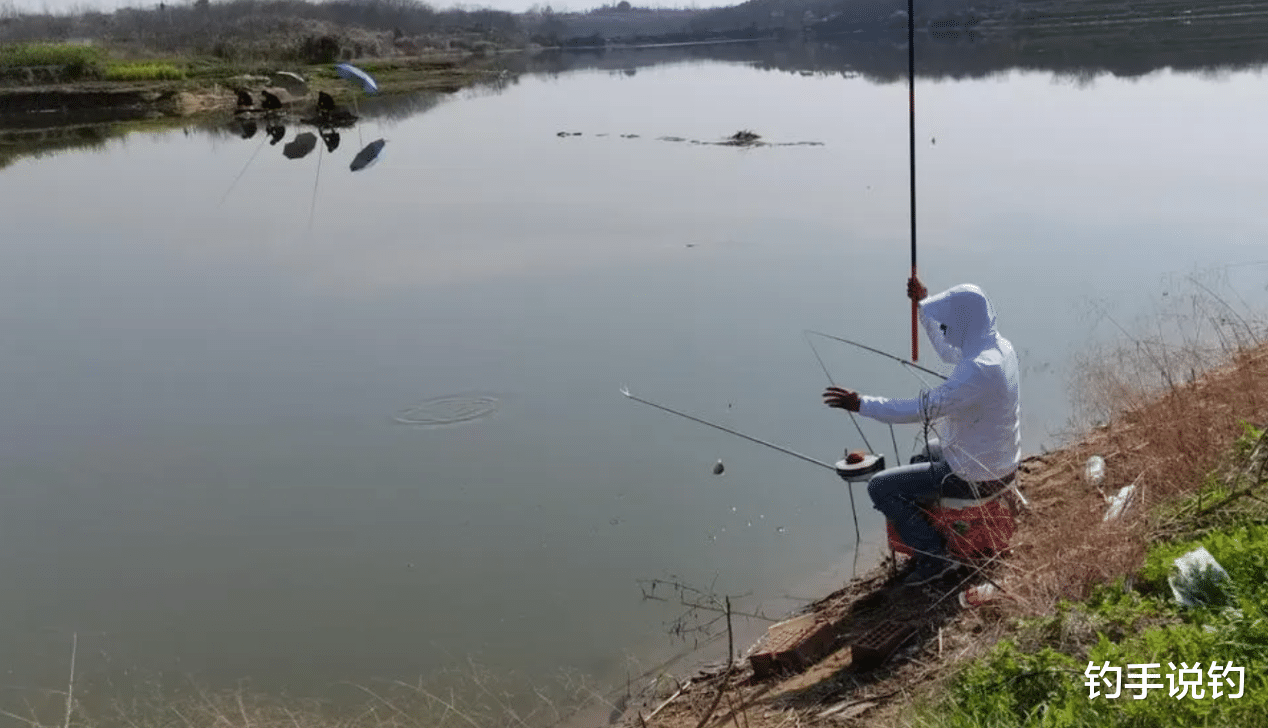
[{"xmin": 0, "ymin": 52, "xmax": 506, "ymax": 129}]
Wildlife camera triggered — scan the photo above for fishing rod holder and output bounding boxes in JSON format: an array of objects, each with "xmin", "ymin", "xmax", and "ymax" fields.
[{"xmin": 834, "ymin": 453, "xmax": 885, "ymax": 483}]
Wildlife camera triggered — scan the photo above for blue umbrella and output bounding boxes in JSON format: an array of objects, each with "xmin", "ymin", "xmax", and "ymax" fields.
[
  {"xmin": 350, "ymin": 139, "xmax": 386, "ymax": 172},
  {"xmin": 334, "ymin": 63, "xmax": 378, "ymax": 94}
]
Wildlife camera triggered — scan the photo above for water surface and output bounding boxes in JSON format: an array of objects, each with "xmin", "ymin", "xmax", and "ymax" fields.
[{"xmin": 2, "ymin": 43, "xmax": 1267, "ymax": 712}]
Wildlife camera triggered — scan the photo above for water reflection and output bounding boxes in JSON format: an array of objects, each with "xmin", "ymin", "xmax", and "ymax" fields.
[
  {"xmin": 9, "ymin": 35, "xmax": 1266, "ymax": 174},
  {"xmin": 267, "ymin": 123, "xmax": 287, "ymax": 146},
  {"xmin": 320, "ymin": 128, "xmax": 341, "ymax": 153},
  {"xmin": 282, "ymin": 131, "xmax": 317, "ymax": 160},
  {"xmin": 349, "ymin": 139, "xmax": 386, "ymax": 172},
  {"xmin": 505, "ymin": 35, "xmax": 1268, "ymax": 84},
  {"xmin": 2, "ymin": 37, "xmax": 1268, "ymax": 718}
]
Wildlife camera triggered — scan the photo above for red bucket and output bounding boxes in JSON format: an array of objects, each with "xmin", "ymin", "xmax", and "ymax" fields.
[{"xmin": 887, "ymin": 498, "xmax": 1014, "ymax": 561}]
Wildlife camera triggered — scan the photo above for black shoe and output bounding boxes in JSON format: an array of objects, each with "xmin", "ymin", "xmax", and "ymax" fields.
[{"xmin": 902, "ymin": 555, "xmax": 956, "ymax": 586}]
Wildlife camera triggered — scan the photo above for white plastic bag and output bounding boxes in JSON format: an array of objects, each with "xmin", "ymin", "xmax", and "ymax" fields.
[{"xmin": 1168, "ymin": 546, "xmax": 1233, "ymax": 608}]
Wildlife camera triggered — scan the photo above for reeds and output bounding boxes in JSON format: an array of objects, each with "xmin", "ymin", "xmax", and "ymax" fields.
[
  {"xmin": 1005, "ymin": 269, "xmax": 1268, "ymax": 615},
  {"xmin": 0, "ymin": 657, "xmax": 618, "ymax": 728}
]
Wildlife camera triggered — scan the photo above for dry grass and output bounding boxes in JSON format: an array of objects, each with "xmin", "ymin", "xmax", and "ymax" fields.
[
  {"xmin": 1001, "ymin": 274, "xmax": 1268, "ymax": 616},
  {"xmin": 0, "ymin": 657, "xmax": 614, "ymax": 728}
]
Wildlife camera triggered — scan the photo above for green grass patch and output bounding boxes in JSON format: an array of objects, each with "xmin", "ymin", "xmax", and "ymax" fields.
[
  {"xmin": 908, "ymin": 521, "xmax": 1268, "ymax": 727},
  {"xmin": 0, "ymin": 41, "xmax": 105, "ymax": 69},
  {"xmin": 104, "ymin": 61, "xmax": 187, "ymax": 81},
  {"xmin": 0, "ymin": 42, "xmax": 105, "ymax": 80}
]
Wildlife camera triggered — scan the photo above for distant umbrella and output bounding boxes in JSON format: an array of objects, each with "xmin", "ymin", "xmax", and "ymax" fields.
[
  {"xmin": 335, "ymin": 63, "xmax": 379, "ymax": 94},
  {"xmin": 283, "ymin": 132, "xmax": 317, "ymax": 160},
  {"xmin": 270, "ymin": 71, "xmax": 308, "ymax": 93},
  {"xmin": 266, "ymin": 124, "xmax": 286, "ymax": 145},
  {"xmin": 349, "ymin": 139, "xmax": 386, "ymax": 172},
  {"xmin": 237, "ymin": 119, "xmax": 258, "ymax": 139}
]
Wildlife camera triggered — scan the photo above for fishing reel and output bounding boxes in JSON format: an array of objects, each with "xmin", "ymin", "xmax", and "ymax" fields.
[{"xmin": 834, "ymin": 450, "xmax": 885, "ymax": 482}]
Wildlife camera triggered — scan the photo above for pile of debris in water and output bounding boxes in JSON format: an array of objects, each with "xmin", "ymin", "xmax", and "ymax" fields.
[
  {"xmin": 719, "ymin": 129, "xmax": 762, "ymax": 146},
  {"xmin": 554, "ymin": 128, "xmax": 824, "ymax": 148}
]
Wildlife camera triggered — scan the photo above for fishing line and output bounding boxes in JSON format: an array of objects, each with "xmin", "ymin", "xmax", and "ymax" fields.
[
  {"xmin": 353, "ymin": 96, "xmax": 364, "ymax": 148},
  {"xmin": 803, "ymin": 332, "xmax": 878, "ymax": 565},
  {"xmin": 804, "ymin": 332, "xmax": 874, "ymax": 454},
  {"xmin": 619, "ymin": 387, "xmax": 835, "ymax": 472},
  {"xmin": 218, "ymin": 133, "xmax": 268, "ymax": 207},
  {"xmin": 307, "ymin": 138, "xmax": 323, "ymax": 234}
]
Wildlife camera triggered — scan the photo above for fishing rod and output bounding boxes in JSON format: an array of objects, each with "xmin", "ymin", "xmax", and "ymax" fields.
[
  {"xmin": 804, "ymin": 331, "xmax": 904, "ymax": 479},
  {"xmin": 619, "ymin": 386, "xmax": 835, "ymax": 472},
  {"xmin": 620, "ymin": 385, "xmax": 869, "ymax": 557},
  {"xmin": 907, "ymin": 0, "xmax": 919, "ymax": 363},
  {"xmin": 805, "ymin": 330, "xmax": 948, "ymax": 381}
]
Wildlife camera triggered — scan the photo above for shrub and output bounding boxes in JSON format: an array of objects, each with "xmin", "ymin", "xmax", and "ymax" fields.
[{"xmin": 104, "ymin": 62, "xmax": 186, "ymax": 81}]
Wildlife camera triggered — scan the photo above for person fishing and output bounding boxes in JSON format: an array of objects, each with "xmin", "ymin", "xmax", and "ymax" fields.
[{"xmin": 822, "ymin": 275, "xmax": 1021, "ymax": 586}]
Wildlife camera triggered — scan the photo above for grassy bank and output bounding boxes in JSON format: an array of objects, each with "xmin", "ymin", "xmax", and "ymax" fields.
[
  {"xmin": 623, "ymin": 274, "xmax": 1268, "ymax": 728},
  {"xmin": 872, "ymin": 283, "xmax": 1268, "ymax": 727},
  {"xmin": 909, "ymin": 423, "xmax": 1268, "ymax": 727}
]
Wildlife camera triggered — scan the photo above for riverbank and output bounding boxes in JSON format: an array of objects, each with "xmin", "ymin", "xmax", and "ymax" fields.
[
  {"xmin": 0, "ymin": 50, "xmax": 504, "ymax": 130},
  {"xmin": 620, "ymin": 318, "xmax": 1268, "ymax": 726}
]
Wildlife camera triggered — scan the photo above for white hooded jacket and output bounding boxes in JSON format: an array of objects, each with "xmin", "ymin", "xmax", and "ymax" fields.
[{"xmin": 858, "ymin": 285, "xmax": 1021, "ymax": 483}]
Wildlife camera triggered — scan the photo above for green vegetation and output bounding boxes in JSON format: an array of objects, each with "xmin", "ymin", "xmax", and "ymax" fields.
[
  {"xmin": 909, "ymin": 422, "xmax": 1268, "ymax": 728},
  {"xmin": 0, "ymin": 41, "xmax": 104, "ymax": 69},
  {"xmin": 0, "ymin": 43, "xmax": 184, "ymax": 82},
  {"xmin": 0, "ymin": 41, "xmax": 105, "ymax": 79},
  {"xmin": 103, "ymin": 61, "xmax": 187, "ymax": 81}
]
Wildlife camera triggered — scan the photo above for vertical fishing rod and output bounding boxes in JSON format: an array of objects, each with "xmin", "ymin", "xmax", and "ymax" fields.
[{"xmin": 908, "ymin": 0, "xmax": 919, "ymax": 363}]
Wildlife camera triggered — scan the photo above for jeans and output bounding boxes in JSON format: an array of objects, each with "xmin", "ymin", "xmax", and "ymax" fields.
[{"xmin": 866, "ymin": 439, "xmax": 981, "ymax": 558}]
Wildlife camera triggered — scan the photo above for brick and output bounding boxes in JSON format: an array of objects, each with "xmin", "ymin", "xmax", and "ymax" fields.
[
  {"xmin": 749, "ymin": 614, "xmax": 839, "ymax": 679},
  {"xmin": 850, "ymin": 621, "xmax": 917, "ymax": 670}
]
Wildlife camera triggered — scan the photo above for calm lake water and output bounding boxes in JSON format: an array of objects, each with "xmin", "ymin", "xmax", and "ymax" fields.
[{"xmin": 2, "ymin": 42, "xmax": 1267, "ymax": 715}]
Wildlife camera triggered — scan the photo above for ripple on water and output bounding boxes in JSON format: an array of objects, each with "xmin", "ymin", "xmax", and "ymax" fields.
[{"xmin": 393, "ymin": 394, "xmax": 500, "ymax": 428}]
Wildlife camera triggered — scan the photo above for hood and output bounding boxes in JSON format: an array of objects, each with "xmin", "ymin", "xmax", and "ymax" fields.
[{"xmin": 920, "ymin": 284, "xmax": 998, "ymax": 365}]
